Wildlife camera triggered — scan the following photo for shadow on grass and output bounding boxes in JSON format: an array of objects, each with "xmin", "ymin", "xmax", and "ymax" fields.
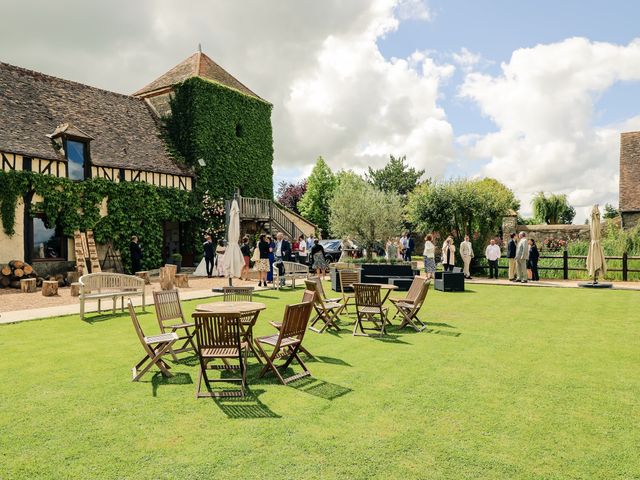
[
  {"xmin": 425, "ymin": 328, "xmax": 461, "ymax": 337},
  {"xmin": 288, "ymin": 376, "xmax": 353, "ymax": 400},
  {"xmin": 149, "ymin": 372, "xmax": 193, "ymax": 397},
  {"xmin": 212, "ymin": 388, "xmax": 281, "ymax": 419},
  {"xmin": 305, "ymin": 355, "xmax": 352, "ymax": 367},
  {"xmin": 426, "ymin": 322, "xmax": 456, "ymax": 329},
  {"xmin": 82, "ymin": 311, "xmax": 130, "ymax": 324},
  {"xmin": 171, "ymin": 354, "xmax": 200, "ymax": 367}
]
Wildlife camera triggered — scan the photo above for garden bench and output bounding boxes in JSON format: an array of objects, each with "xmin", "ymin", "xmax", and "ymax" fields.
[
  {"xmin": 79, "ymin": 273, "xmax": 146, "ymax": 321},
  {"xmin": 272, "ymin": 261, "xmax": 311, "ymax": 289}
]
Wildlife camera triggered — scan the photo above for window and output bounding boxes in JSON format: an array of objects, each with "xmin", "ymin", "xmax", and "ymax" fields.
[
  {"xmin": 33, "ymin": 217, "xmax": 65, "ymax": 260},
  {"xmin": 66, "ymin": 139, "xmax": 86, "ymax": 180}
]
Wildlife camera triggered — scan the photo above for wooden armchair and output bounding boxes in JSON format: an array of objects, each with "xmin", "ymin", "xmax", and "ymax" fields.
[
  {"xmin": 389, "ymin": 276, "xmax": 424, "ymax": 321},
  {"xmin": 269, "ymin": 289, "xmax": 315, "ymax": 357},
  {"xmin": 153, "ymin": 290, "xmax": 196, "ymax": 361},
  {"xmin": 395, "ymin": 280, "xmax": 430, "ymax": 332},
  {"xmin": 222, "ymin": 286, "xmax": 254, "ymax": 302},
  {"xmin": 256, "ymin": 301, "xmax": 314, "ymax": 384},
  {"xmin": 192, "ymin": 312, "xmax": 248, "ymax": 398},
  {"xmin": 353, "ymin": 283, "xmax": 388, "ymax": 337}
]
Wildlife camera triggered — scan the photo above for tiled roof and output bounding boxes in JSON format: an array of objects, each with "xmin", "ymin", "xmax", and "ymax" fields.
[
  {"xmin": 133, "ymin": 51, "xmax": 267, "ymax": 102},
  {"xmin": 0, "ymin": 62, "xmax": 193, "ymax": 176},
  {"xmin": 620, "ymin": 131, "xmax": 640, "ymax": 212}
]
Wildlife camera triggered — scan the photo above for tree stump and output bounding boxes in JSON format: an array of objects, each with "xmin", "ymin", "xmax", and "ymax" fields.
[
  {"xmin": 159, "ymin": 265, "xmax": 177, "ymax": 290},
  {"xmin": 174, "ymin": 273, "xmax": 189, "ymax": 288},
  {"xmin": 42, "ymin": 280, "xmax": 59, "ymax": 296},
  {"xmin": 70, "ymin": 282, "xmax": 81, "ymax": 297},
  {"xmin": 135, "ymin": 271, "xmax": 151, "ymax": 285},
  {"xmin": 20, "ymin": 277, "xmax": 37, "ymax": 293}
]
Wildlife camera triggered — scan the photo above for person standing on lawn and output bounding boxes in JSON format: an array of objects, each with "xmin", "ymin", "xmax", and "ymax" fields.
[
  {"xmin": 297, "ymin": 235, "xmax": 308, "ymax": 265},
  {"xmin": 460, "ymin": 234, "xmax": 474, "ymax": 279},
  {"xmin": 515, "ymin": 231, "xmax": 529, "ymax": 283},
  {"xmin": 423, "ymin": 234, "xmax": 436, "ymax": 279},
  {"xmin": 240, "ymin": 236, "xmax": 251, "ymax": 281},
  {"xmin": 405, "ymin": 233, "xmax": 415, "ymax": 261},
  {"xmin": 442, "ymin": 236, "xmax": 456, "ymax": 272},
  {"xmin": 507, "ymin": 233, "xmax": 517, "ymax": 281},
  {"xmin": 311, "ymin": 239, "xmax": 329, "ymax": 280},
  {"xmin": 274, "ymin": 232, "xmax": 292, "ymax": 287},
  {"xmin": 485, "ymin": 239, "xmax": 501, "ymax": 279},
  {"xmin": 254, "ymin": 234, "xmax": 271, "ymax": 287},
  {"xmin": 203, "ymin": 234, "xmax": 215, "ymax": 278},
  {"xmin": 528, "ymin": 238, "xmax": 540, "ymax": 281}
]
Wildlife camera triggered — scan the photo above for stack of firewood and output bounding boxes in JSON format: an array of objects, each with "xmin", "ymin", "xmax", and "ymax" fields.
[{"xmin": 0, "ymin": 260, "xmax": 40, "ymax": 289}]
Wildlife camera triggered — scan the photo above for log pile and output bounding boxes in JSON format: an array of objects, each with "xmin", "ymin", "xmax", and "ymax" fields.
[{"xmin": 0, "ymin": 260, "xmax": 40, "ymax": 289}]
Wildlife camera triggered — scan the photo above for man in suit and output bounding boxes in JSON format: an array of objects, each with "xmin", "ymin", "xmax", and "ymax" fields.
[
  {"xmin": 460, "ymin": 234, "xmax": 475, "ymax": 279},
  {"xmin": 130, "ymin": 235, "xmax": 142, "ymax": 274},
  {"xmin": 405, "ymin": 233, "xmax": 415, "ymax": 261},
  {"xmin": 274, "ymin": 232, "xmax": 292, "ymax": 286},
  {"xmin": 203, "ymin": 234, "xmax": 215, "ymax": 278},
  {"xmin": 515, "ymin": 231, "xmax": 529, "ymax": 283},
  {"xmin": 507, "ymin": 233, "xmax": 517, "ymax": 281}
]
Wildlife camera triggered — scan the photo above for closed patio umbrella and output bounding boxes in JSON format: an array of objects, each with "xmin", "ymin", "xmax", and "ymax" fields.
[
  {"xmin": 586, "ymin": 204, "xmax": 606, "ymax": 283},
  {"xmin": 223, "ymin": 199, "xmax": 244, "ymax": 285}
]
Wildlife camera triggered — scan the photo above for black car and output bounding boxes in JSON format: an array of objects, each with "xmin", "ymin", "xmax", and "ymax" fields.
[{"xmin": 317, "ymin": 239, "xmax": 363, "ymax": 263}]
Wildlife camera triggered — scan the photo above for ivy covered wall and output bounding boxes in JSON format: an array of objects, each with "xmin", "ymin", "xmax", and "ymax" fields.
[
  {"xmin": 0, "ymin": 171, "xmax": 195, "ymax": 272},
  {"xmin": 165, "ymin": 77, "xmax": 274, "ymax": 201}
]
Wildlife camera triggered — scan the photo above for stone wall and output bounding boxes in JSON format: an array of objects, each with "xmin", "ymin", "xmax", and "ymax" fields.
[{"xmin": 517, "ymin": 224, "xmax": 591, "ymax": 244}]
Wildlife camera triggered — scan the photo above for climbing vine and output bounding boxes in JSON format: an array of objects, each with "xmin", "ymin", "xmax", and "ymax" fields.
[{"xmin": 0, "ymin": 170, "xmax": 197, "ymax": 272}]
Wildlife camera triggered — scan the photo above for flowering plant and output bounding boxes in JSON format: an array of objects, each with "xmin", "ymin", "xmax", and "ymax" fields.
[
  {"xmin": 201, "ymin": 191, "xmax": 226, "ymax": 239},
  {"xmin": 543, "ymin": 237, "xmax": 567, "ymax": 251}
]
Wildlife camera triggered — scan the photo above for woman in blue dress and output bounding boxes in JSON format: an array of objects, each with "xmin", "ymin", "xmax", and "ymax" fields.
[{"xmin": 266, "ymin": 235, "xmax": 275, "ymax": 284}]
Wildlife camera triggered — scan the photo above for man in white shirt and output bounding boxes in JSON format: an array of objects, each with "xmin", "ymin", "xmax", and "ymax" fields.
[
  {"xmin": 515, "ymin": 231, "xmax": 529, "ymax": 283},
  {"xmin": 485, "ymin": 239, "xmax": 501, "ymax": 279},
  {"xmin": 460, "ymin": 235, "xmax": 474, "ymax": 279}
]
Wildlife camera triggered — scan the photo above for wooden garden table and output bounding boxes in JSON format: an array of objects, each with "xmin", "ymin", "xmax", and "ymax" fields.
[
  {"xmin": 195, "ymin": 301, "xmax": 266, "ymax": 314},
  {"xmin": 366, "ymin": 284, "xmax": 398, "ymax": 304}
]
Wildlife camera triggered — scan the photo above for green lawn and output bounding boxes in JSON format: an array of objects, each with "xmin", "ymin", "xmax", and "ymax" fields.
[{"xmin": 1, "ymin": 284, "xmax": 638, "ymax": 479}]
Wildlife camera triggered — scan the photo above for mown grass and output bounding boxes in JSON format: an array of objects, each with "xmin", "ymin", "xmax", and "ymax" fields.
[{"xmin": 0, "ymin": 284, "xmax": 638, "ymax": 479}]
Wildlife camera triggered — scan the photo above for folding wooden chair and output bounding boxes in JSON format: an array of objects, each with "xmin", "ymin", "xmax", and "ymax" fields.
[
  {"xmin": 338, "ymin": 269, "xmax": 360, "ymax": 315},
  {"xmin": 305, "ymin": 279, "xmax": 342, "ymax": 333},
  {"xmin": 353, "ymin": 283, "xmax": 389, "ymax": 337},
  {"xmin": 269, "ymin": 290, "xmax": 315, "ymax": 357},
  {"xmin": 222, "ymin": 286, "xmax": 254, "ymax": 302},
  {"xmin": 128, "ymin": 300, "xmax": 178, "ymax": 382},
  {"xmin": 395, "ymin": 280, "xmax": 430, "ymax": 331},
  {"xmin": 192, "ymin": 312, "xmax": 248, "ymax": 398},
  {"xmin": 256, "ymin": 301, "xmax": 314, "ymax": 385},
  {"xmin": 309, "ymin": 276, "xmax": 342, "ymax": 304},
  {"xmin": 153, "ymin": 290, "xmax": 196, "ymax": 361},
  {"xmin": 389, "ymin": 276, "xmax": 424, "ymax": 321}
]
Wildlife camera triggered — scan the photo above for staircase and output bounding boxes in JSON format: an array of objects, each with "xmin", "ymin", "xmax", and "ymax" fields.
[{"xmin": 226, "ymin": 196, "xmax": 316, "ymax": 240}]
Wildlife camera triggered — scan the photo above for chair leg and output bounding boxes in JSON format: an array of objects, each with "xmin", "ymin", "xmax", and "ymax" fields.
[
  {"xmin": 132, "ymin": 340, "xmax": 175, "ymax": 381},
  {"xmin": 256, "ymin": 342, "xmax": 287, "ymax": 384}
]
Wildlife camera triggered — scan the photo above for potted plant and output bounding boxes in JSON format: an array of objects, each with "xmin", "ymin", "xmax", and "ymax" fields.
[{"xmin": 171, "ymin": 252, "xmax": 183, "ymax": 273}]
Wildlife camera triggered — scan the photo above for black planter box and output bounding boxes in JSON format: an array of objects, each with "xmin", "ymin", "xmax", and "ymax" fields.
[
  {"xmin": 434, "ymin": 271, "xmax": 465, "ymax": 292},
  {"xmin": 331, "ymin": 263, "xmax": 418, "ymax": 291}
]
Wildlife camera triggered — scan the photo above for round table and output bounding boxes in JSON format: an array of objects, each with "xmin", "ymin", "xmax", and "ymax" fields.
[
  {"xmin": 366, "ymin": 283, "xmax": 398, "ymax": 304},
  {"xmin": 195, "ymin": 301, "xmax": 267, "ymax": 314}
]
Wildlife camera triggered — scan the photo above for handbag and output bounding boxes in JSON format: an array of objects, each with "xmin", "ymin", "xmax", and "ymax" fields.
[{"xmin": 251, "ymin": 247, "xmax": 261, "ymax": 262}]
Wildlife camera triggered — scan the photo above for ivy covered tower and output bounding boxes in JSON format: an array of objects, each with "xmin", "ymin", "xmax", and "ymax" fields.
[{"xmin": 134, "ymin": 49, "xmax": 274, "ymax": 201}]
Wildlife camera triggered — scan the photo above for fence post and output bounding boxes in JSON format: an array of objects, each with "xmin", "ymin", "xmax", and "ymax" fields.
[
  {"xmin": 563, "ymin": 249, "xmax": 568, "ymax": 280},
  {"xmin": 623, "ymin": 252, "xmax": 628, "ymax": 282}
]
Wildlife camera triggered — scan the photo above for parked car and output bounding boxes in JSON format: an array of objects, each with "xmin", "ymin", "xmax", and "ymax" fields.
[{"xmin": 317, "ymin": 239, "xmax": 363, "ymax": 263}]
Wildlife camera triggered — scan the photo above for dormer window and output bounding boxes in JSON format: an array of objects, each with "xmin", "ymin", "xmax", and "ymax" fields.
[
  {"xmin": 66, "ymin": 139, "xmax": 87, "ymax": 180},
  {"xmin": 47, "ymin": 123, "xmax": 92, "ymax": 180}
]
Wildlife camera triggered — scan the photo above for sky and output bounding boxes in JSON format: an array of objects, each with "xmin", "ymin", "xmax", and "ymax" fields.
[{"xmin": 1, "ymin": 0, "xmax": 639, "ymax": 221}]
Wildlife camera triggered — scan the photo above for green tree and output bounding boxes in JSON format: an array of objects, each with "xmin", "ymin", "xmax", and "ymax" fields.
[
  {"xmin": 329, "ymin": 175, "xmax": 402, "ymax": 259},
  {"xmin": 298, "ymin": 157, "xmax": 336, "ymax": 236},
  {"xmin": 366, "ymin": 155, "xmax": 425, "ymax": 197},
  {"xmin": 406, "ymin": 178, "xmax": 519, "ymax": 249},
  {"xmin": 531, "ymin": 192, "xmax": 576, "ymax": 224},
  {"xmin": 603, "ymin": 203, "xmax": 619, "ymax": 219}
]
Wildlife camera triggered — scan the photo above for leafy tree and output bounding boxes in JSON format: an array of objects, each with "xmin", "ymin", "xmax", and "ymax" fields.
[
  {"xmin": 406, "ymin": 178, "xmax": 519, "ymax": 249},
  {"xmin": 276, "ymin": 180, "xmax": 307, "ymax": 214},
  {"xmin": 329, "ymin": 175, "xmax": 403, "ymax": 259},
  {"xmin": 298, "ymin": 157, "xmax": 336, "ymax": 236},
  {"xmin": 531, "ymin": 192, "xmax": 576, "ymax": 224},
  {"xmin": 366, "ymin": 155, "xmax": 425, "ymax": 197},
  {"xmin": 603, "ymin": 203, "xmax": 619, "ymax": 219}
]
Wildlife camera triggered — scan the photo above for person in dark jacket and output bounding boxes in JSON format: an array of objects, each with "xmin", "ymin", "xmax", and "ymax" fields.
[
  {"xmin": 507, "ymin": 233, "xmax": 517, "ymax": 281},
  {"xmin": 528, "ymin": 238, "xmax": 540, "ymax": 281},
  {"xmin": 240, "ymin": 236, "xmax": 251, "ymax": 281},
  {"xmin": 203, "ymin": 234, "xmax": 215, "ymax": 278},
  {"xmin": 404, "ymin": 234, "xmax": 415, "ymax": 261},
  {"xmin": 130, "ymin": 236, "xmax": 142, "ymax": 274}
]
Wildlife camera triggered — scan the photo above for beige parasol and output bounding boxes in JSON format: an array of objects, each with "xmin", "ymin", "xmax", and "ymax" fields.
[
  {"xmin": 223, "ymin": 199, "xmax": 245, "ymax": 283},
  {"xmin": 586, "ymin": 205, "xmax": 606, "ymax": 281}
]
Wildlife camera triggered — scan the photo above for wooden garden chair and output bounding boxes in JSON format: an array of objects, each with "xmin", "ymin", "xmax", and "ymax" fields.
[
  {"xmin": 192, "ymin": 312, "xmax": 249, "ymax": 398},
  {"xmin": 222, "ymin": 286, "xmax": 254, "ymax": 302},
  {"xmin": 338, "ymin": 269, "xmax": 360, "ymax": 315},
  {"xmin": 353, "ymin": 283, "xmax": 389, "ymax": 337},
  {"xmin": 394, "ymin": 279, "xmax": 430, "ymax": 331},
  {"xmin": 255, "ymin": 301, "xmax": 314, "ymax": 385},
  {"xmin": 269, "ymin": 289, "xmax": 315, "ymax": 357},
  {"xmin": 309, "ymin": 276, "xmax": 342, "ymax": 304},
  {"xmin": 305, "ymin": 279, "xmax": 342, "ymax": 333},
  {"xmin": 128, "ymin": 300, "xmax": 178, "ymax": 382},
  {"xmin": 153, "ymin": 290, "xmax": 196, "ymax": 361},
  {"xmin": 389, "ymin": 276, "xmax": 424, "ymax": 321}
]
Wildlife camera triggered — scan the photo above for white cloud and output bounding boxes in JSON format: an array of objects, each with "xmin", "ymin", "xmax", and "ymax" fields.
[
  {"xmin": 459, "ymin": 37, "xmax": 640, "ymax": 217},
  {"xmin": 452, "ymin": 47, "xmax": 482, "ymax": 73}
]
